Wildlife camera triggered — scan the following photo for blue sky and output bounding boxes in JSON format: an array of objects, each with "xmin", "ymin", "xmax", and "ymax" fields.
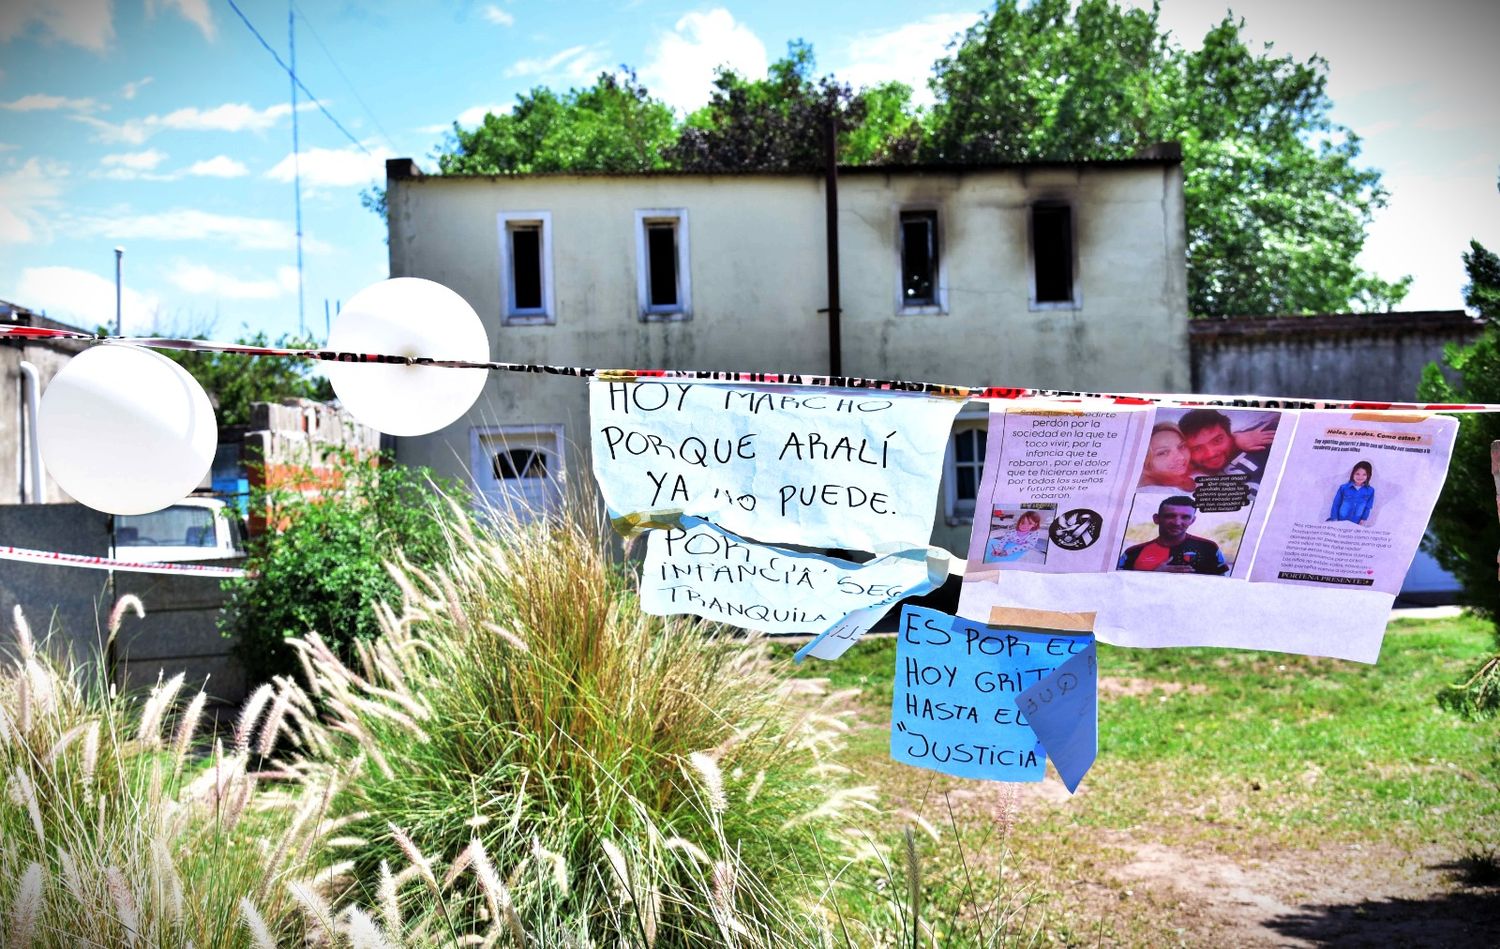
[{"xmin": 2, "ymin": 0, "xmax": 1497, "ymax": 342}]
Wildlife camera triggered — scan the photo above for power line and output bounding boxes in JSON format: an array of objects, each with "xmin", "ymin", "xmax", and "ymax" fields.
[
  {"xmin": 221, "ymin": 0, "xmax": 371, "ymax": 156},
  {"xmin": 290, "ymin": 0, "xmax": 399, "ymax": 153}
]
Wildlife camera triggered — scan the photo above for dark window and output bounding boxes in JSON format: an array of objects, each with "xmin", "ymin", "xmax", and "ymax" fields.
[
  {"xmin": 646, "ymin": 222, "xmax": 678, "ymax": 307},
  {"xmin": 900, "ymin": 211, "xmax": 939, "ymax": 306},
  {"xmin": 1032, "ymin": 204, "xmax": 1074, "ymax": 304},
  {"xmin": 493, "ymin": 448, "xmax": 548, "ymax": 480},
  {"xmin": 953, "ymin": 428, "xmax": 987, "ymax": 503},
  {"xmin": 510, "ymin": 224, "xmax": 542, "ymax": 311}
]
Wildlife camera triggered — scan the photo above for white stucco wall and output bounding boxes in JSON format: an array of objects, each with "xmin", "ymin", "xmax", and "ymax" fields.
[{"xmin": 386, "ymin": 161, "xmax": 1187, "ymax": 555}]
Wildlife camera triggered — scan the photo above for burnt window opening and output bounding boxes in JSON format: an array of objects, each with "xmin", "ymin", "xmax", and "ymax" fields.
[
  {"xmin": 645, "ymin": 222, "xmax": 679, "ymax": 308},
  {"xmin": 509, "ymin": 223, "xmax": 543, "ymax": 312},
  {"xmin": 1032, "ymin": 203, "xmax": 1074, "ymax": 304},
  {"xmin": 493, "ymin": 448, "xmax": 549, "ymax": 480},
  {"xmin": 900, "ymin": 210, "xmax": 939, "ymax": 306}
]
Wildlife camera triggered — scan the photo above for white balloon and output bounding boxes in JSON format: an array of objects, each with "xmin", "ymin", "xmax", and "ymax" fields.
[
  {"xmin": 323, "ymin": 278, "xmax": 490, "ymax": 436},
  {"xmin": 38, "ymin": 344, "xmax": 217, "ymax": 516}
]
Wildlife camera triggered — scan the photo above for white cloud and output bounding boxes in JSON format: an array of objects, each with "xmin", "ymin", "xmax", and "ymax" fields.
[
  {"xmin": 639, "ymin": 8, "xmax": 768, "ymax": 113},
  {"xmin": 74, "ymin": 102, "xmax": 302, "ymax": 144},
  {"xmin": 455, "ymin": 103, "xmax": 511, "ymax": 127},
  {"xmin": 0, "ymin": 0, "xmax": 113, "ymax": 52},
  {"xmin": 121, "ymin": 76, "xmax": 153, "ymax": 101},
  {"xmin": 168, "ymin": 261, "xmax": 298, "ymax": 300},
  {"xmin": 16, "ymin": 266, "xmax": 161, "ymax": 333},
  {"xmin": 836, "ymin": 12, "xmax": 981, "ymax": 107},
  {"xmin": 0, "ymin": 158, "xmax": 67, "ymax": 243},
  {"xmin": 480, "ymin": 4, "xmax": 514, "ymax": 27},
  {"xmin": 148, "ymin": 0, "xmax": 215, "ymax": 40},
  {"xmin": 505, "ymin": 43, "xmax": 611, "ymax": 85},
  {"xmin": 1, "ymin": 93, "xmax": 104, "ymax": 113},
  {"xmin": 184, "ymin": 155, "xmax": 249, "ymax": 178},
  {"xmin": 73, "ymin": 208, "xmax": 329, "ymax": 253},
  {"xmin": 95, "ymin": 148, "xmax": 172, "ymax": 180},
  {"xmin": 264, "ymin": 146, "xmax": 389, "ymax": 188},
  {"xmin": 101, "ymin": 149, "xmax": 168, "ymax": 171}
]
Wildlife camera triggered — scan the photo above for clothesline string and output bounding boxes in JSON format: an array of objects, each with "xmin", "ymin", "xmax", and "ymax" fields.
[{"xmin": 4, "ymin": 325, "xmax": 1496, "ymax": 413}]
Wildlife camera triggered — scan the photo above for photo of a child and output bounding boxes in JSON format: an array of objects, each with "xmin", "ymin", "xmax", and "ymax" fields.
[
  {"xmin": 982, "ymin": 505, "xmax": 1053, "ymax": 565},
  {"xmin": 1327, "ymin": 460, "xmax": 1375, "ymax": 525}
]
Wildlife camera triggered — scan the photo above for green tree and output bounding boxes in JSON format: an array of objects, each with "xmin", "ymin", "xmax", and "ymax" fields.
[
  {"xmin": 437, "ymin": 69, "xmax": 677, "ymax": 174},
  {"xmin": 924, "ymin": 0, "xmax": 1409, "ymax": 316},
  {"xmin": 168, "ymin": 331, "xmax": 333, "ymax": 427},
  {"xmin": 667, "ymin": 41, "xmax": 921, "ymax": 171},
  {"xmin": 1418, "ymin": 239, "xmax": 1500, "ymax": 631}
]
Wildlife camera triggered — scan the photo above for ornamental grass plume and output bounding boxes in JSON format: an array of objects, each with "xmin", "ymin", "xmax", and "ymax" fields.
[
  {"xmin": 281, "ymin": 499, "xmax": 887, "ymax": 944},
  {"xmin": 0, "ymin": 605, "xmax": 344, "ymax": 946}
]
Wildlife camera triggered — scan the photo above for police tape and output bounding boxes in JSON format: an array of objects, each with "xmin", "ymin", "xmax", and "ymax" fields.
[
  {"xmin": 0, "ymin": 546, "xmax": 247, "ymax": 578},
  {"xmin": 5, "ymin": 325, "xmax": 1499, "ymax": 413}
]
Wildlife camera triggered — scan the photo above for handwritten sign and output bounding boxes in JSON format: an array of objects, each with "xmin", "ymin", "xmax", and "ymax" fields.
[
  {"xmin": 640, "ymin": 518, "xmax": 939, "ymax": 634},
  {"xmin": 589, "ymin": 381, "xmax": 964, "ymax": 551},
  {"xmin": 890, "ymin": 606, "xmax": 1086, "ymax": 782},
  {"xmin": 1015, "ymin": 641, "xmax": 1098, "ymax": 793}
]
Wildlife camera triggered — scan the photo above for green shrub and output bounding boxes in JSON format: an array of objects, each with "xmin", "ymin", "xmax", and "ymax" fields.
[
  {"xmin": 285, "ymin": 507, "xmax": 888, "ymax": 945},
  {"xmin": 222, "ymin": 450, "xmax": 467, "ymax": 686},
  {"xmin": 1418, "ymin": 239, "xmax": 1500, "ymax": 631}
]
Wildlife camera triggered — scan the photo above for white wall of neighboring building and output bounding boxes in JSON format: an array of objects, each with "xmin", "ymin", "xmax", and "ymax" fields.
[{"xmin": 385, "ymin": 159, "xmax": 1188, "ymax": 555}]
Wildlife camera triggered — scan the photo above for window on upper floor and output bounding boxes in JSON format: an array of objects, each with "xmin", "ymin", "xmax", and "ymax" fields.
[
  {"xmin": 498, "ymin": 211, "xmax": 554, "ymax": 324},
  {"xmin": 944, "ymin": 423, "xmax": 988, "ymax": 522},
  {"xmin": 899, "ymin": 210, "xmax": 941, "ymax": 310},
  {"xmin": 1030, "ymin": 202, "xmax": 1079, "ymax": 309},
  {"xmin": 636, "ymin": 209, "xmax": 691, "ymax": 320}
]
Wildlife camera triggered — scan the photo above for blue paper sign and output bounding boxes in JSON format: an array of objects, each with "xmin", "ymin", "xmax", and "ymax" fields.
[
  {"xmin": 1015, "ymin": 641, "xmax": 1098, "ymax": 793},
  {"xmin": 889, "ymin": 605, "xmax": 1088, "ymax": 782}
]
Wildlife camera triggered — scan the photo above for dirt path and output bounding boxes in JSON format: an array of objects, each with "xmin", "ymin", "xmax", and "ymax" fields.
[{"xmin": 1021, "ymin": 779, "xmax": 1500, "ymax": 947}]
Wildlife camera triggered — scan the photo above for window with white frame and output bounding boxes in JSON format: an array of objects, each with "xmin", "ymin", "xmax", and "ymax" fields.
[
  {"xmin": 1029, "ymin": 201, "xmax": 1079, "ymax": 309},
  {"xmin": 470, "ymin": 425, "xmax": 565, "ymax": 520},
  {"xmin": 898, "ymin": 209, "xmax": 942, "ymax": 311},
  {"xmin": 498, "ymin": 211, "xmax": 554, "ymax": 324},
  {"xmin": 635, "ymin": 209, "xmax": 690, "ymax": 320},
  {"xmin": 944, "ymin": 423, "xmax": 988, "ymax": 521}
]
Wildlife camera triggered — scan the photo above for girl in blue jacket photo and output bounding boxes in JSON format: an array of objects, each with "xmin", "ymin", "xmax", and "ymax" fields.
[{"xmin": 1328, "ymin": 460, "xmax": 1375, "ymax": 525}]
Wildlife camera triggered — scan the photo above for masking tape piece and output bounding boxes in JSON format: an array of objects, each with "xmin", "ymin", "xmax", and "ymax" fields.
[{"xmin": 988, "ymin": 606, "xmax": 1096, "ymax": 633}]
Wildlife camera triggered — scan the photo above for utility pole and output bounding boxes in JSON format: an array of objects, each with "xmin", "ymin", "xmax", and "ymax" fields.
[
  {"xmin": 290, "ymin": 2, "xmax": 306, "ymax": 337},
  {"xmin": 114, "ymin": 246, "xmax": 124, "ymax": 335}
]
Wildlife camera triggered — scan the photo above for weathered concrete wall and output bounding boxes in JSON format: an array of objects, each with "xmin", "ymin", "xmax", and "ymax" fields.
[
  {"xmin": 386, "ymin": 158, "xmax": 1188, "ymax": 555},
  {"xmin": 111, "ymin": 562, "xmax": 246, "ymax": 704},
  {"xmin": 1, "ymin": 305, "xmax": 90, "ymax": 505},
  {"xmin": 0, "ymin": 503, "xmax": 111, "ymax": 662},
  {"xmin": 1190, "ymin": 312, "xmax": 1482, "ymax": 402}
]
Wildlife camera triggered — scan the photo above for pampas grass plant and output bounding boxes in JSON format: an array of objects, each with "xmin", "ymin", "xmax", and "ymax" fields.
[
  {"xmin": 0, "ymin": 602, "xmax": 345, "ymax": 947},
  {"xmin": 278, "ymin": 503, "xmax": 889, "ymax": 945}
]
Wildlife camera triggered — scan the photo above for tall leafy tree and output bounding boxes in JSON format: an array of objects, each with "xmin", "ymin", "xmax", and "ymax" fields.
[
  {"xmin": 925, "ymin": 0, "xmax": 1409, "ymax": 316},
  {"xmin": 438, "ymin": 70, "xmax": 677, "ymax": 175},
  {"xmin": 167, "ymin": 332, "xmax": 333, "ymax": 427},
  {"xmin": 1418, "ymin": 238, "xmax": 1500, "ymax": 631}
]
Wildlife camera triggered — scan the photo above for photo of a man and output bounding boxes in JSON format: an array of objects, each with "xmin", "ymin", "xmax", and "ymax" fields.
[
  {"xmin": 1177, "ymin": 408, "xmax": 1278, "ymax": 487},
  {"xmin": 1117, "ymin": 495, "xmax": 1230, "ymax": 575}
]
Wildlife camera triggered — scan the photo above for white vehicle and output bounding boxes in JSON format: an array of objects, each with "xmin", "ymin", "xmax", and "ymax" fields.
[{"xmin": 112, "ymin": 497, "xmax": 248, "ymax": 563}]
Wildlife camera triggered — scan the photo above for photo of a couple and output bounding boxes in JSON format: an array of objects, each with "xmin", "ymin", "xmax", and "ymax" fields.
[{"xmin": 1138, "ymin": 408, "xmax": 1280, "ymax": 494}]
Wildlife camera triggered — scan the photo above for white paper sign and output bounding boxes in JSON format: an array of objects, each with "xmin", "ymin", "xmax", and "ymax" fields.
[
  {"xmin": 640, "ymin": 517, "xmax": 938, "ymax": 634},
  {"xmin": 590, "ymin": 380, "xmax": 964, "ymax": 550}
]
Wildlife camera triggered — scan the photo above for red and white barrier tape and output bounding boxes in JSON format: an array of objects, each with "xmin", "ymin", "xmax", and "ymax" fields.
[
  {"xmin": 0, "ymin": 545, "xmax": 246, "ymax": 578},
  {"xmin": 4, "ymin": 325, "xmax": 1497, "ymax": 413}
]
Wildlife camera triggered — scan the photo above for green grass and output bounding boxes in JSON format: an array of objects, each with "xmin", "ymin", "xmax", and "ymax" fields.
[{"xmin": 773, "ymin": 613, "xmax": 1500, "ymax": 944}]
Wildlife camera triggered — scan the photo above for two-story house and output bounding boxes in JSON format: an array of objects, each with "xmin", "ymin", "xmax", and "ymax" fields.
[{"xmin": 383, "ymin": 150, "xmax": 1188, "ymax": 554}]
